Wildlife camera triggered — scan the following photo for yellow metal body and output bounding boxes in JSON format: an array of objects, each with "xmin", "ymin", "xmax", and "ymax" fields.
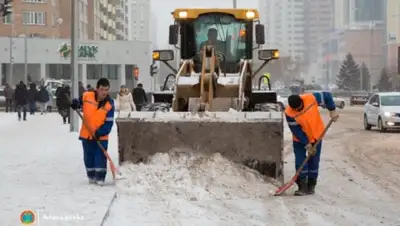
[{"xmin": 172, "ymin": 8, "xmax": 260, "ymax": 20}]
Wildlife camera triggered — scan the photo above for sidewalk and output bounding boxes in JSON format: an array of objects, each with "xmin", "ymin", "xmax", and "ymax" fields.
[{"xmin": 0, "ymin": 113, "xmax": 117, "ymax": 226}]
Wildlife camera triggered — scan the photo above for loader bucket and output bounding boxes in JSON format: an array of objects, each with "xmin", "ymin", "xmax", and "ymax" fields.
[{"xmin": 116, "ymin": 111, "xmax": 284, "ymax": 183}]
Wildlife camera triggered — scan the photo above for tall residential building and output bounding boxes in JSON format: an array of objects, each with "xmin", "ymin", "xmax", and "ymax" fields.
[
  {"xmin": 334, "ymin": 0, "xmax": 384, "ymax": 29},
  {"xmin": 260, "ymin": 0, "xmax": 333, "ymax": 64},
  {"xmin": 116, "ymin": 0, "xmax": 129, "ymax": 40},
  {"xmin": 0, "ymin": 0, "xmax": 126, "ymax": 40},
  {"xmin": 260, "ymin": 0, "xmax": 305, "ymax": 57},
  {"xmin": 303, "ymin": 0, "xmax": 334, "ymax": 64},
  {"xmin": 0, "ymin": 0, "xmax": 62, "ymax": 38},
  {"xmin": 127, "ymin": 0, "xmax": 150, "ymax": 41}
]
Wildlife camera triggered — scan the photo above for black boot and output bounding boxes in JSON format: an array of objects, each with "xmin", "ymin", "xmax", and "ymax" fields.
[
  {"xmin": 307, "ymin": 178, "xmax": 317, "ymax": 195},
  {"xmin": 294, "ymin": 178, "xmax": 308, "ymax": 196}
]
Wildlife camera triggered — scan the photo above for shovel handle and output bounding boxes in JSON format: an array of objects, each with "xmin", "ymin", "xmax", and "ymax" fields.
[{"xmin": 312, "ymin": 119, "xmax": 334, "ymax": 148}]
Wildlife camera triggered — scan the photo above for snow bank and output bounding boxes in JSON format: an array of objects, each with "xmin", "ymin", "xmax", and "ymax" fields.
[{"xmin": 116, "ymin": 150, "xmax": 277, "ymax": 201}]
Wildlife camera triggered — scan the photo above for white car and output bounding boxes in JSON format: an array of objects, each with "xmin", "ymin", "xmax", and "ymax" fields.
[
  {"xmin": 333, "ymin": 97, "xmax": 346, "ymax": 109},
  {"xmin": 363, "ymin": 92, "xmax": 400, "ymax": 132}
]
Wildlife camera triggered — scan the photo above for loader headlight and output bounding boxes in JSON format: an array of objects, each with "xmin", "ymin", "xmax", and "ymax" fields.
[
  {"xmin": 178, "ymin": 11, "xmax": 187, "ymax": 18},
  {"xmin": 152, "ymin": 50, "xmax": 174, "ymax": 61},
  {"xmin": 258, "ymin": 49, "xmax": 279, "ymax": 60},
  {"xmin": 246, "ymin": 11, "xmax": 255, "ymax": 19}
]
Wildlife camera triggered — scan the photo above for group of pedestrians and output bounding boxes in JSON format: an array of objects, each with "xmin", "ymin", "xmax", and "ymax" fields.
[
  {"xmin": 4, "ymin": 81, "xmax": 54, "ymax": 121},
  {"xmin": 115, "ymin": 83, "xmax": 148, "ymax": 112},
  {"xmin": 3, "ymin": 80, "xmax": 148, "ymax": 122}
]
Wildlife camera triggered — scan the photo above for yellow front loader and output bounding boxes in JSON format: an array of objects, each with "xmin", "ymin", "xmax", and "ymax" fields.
[{"xmin": 117, "ymin": 8, "xmax": 284, "ymax": 183}]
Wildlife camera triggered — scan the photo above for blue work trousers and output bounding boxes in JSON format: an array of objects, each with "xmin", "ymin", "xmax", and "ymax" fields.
[
  {"xmin": 81, "ymin": 139, "xmax": 108, "ymax": 182},
  {"xmin": 293, "ymin": 141, "xmax": 322, "ymax": 179}
]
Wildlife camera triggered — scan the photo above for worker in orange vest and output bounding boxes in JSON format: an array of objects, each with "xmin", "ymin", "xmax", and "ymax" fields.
[
  {"xmin": 70, "ymin": 78, "xmax": 115, "ymax": 186},
  {"xmin": 285, "ymin": 91, "xmax": 339, "ymax": 195}
]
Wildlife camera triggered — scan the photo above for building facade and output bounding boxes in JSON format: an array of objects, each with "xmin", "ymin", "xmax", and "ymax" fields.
[
  {"xmin": 0, "ymin": 38, "xmax": 153, "ymax": 90},
  {"xmin": 334, "ymin": 0, "xmax": 385, "ymax": 30},
  {"xmin": 0, "ymin": 0, "xmax": 62, "ymax": 38},
  {"xmin": 260, "ymin": 0, "xmax": 305, "ymax": 58},
  {"xmin": 259, "ymin": 0, "xmax": 333, "ymax": 64},
  {"xmin": 0, "ymin": 0, "xmax": 126, "ymax": 40},
  {"xmin": 116, "ymin": 0, "xmax": 129, "ymax": 40},
  {"xmin": 127, "ymin": 0, "xmax": 150, "ymax": 41},
  {"xmin": 318, "ymin": 27, "xmax": 385, "ymax": 87}
]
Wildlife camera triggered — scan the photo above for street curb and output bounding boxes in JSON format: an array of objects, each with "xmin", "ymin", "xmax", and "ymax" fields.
[{"xmin": 100, "ymin": 192, "xmax": 118, "ymax": 226}]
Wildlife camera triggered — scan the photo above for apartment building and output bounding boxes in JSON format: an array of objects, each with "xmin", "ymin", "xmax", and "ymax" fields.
[
  {"xmin": 334, "ymin": 0, "xmax": 384, "ymax": 29},
  {"xmin": 260, "ymin": 0, "xmax": 333, "ymax": 64},
  {"xmin": 303, "ymin": 0, "xmax": 334, "ymax": 64},
  {"xmin": 0, "ymin": 0, "xmax": 62, "ymax": 38},
  {"xmin": 115, "ymin": 0, "xmax": 129, "ymax": 40},
  {"xmin": 0, "ymin": 0, "xmax": 126, "ymax": 40},
  {"xmin": 260, "ymin": 0, "xmax": 305, "ymax": 58},
  {"xmin": 127, "ymin": 0, "xmax": 155, "ymax": 42}
]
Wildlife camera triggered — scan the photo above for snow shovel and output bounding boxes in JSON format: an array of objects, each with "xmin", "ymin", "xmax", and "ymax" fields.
[
  {"xmin": 274, "ymin": 119, "xmax": 334, "ymax": 196},
  {"xmin": 74, "ymin": 109, "xmax": 126, "ymax": 182}
]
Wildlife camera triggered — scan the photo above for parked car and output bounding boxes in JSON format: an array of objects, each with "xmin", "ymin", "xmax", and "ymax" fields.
[
  {"xmin": 333, "ymin": 97, "xmax": 346, "ymax": 109},
  {"xmin": 363, "ymin": 92, "xmax": 400, "ymax": 132},
  {"xmin": 350, "ymin": 91, "xmax": 370, "ymax": 105}
]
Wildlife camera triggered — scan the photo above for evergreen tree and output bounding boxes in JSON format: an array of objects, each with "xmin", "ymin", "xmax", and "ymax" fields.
[
  {"xmin": 359, "ymin": 62, "xmax": 371, "ymax": 91},
  {"xmin": 336, "ymin": 53, "xmax": 360, "ymax": 90},
  {"xmin": 378, "ymin": 67, "xmax": 391, "ymax": 91}
]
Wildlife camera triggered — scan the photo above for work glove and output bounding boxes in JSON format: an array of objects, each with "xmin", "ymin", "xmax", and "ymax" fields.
[
  {"xmin": 70, "ymin": 99, "xmax": 80, "ymax": 110},
  {"xmin": 305, "ymin": 143, "xmax": 316, "ymax": 156},
  {"xmin": 329, "ymin": 110, "xmax": 339, "ymax": 122}
]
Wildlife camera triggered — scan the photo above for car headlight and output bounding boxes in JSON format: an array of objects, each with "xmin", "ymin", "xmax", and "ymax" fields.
[{"xmin": 384, "ymin": 112, "xmax": 395, "ymax": 117}]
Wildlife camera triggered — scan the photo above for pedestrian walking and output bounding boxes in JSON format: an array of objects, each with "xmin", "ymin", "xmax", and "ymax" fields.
[
  {"xmin": 116, "ymin": 85, "xmax": 136, "ymax": 113},
  {"xmin": 56, "ymin": 85, "xmax": 71, "ymax": 124},
  {"xmin": 28, "ymin": 83, "xmax": 37, "ymax": 115},
  {"xmin": 4, "ymin": 83, "xmax": 14, "ymax": 113},
  {"xmin": 37, "ymin": 85, "xmax": 50, "ymax": 115},
  {"xmin": 14, "ymin": 81, "xmax": 28, "ymax": 121},
  {"xmin": 132, "ymin": 83, "xmax": 147, "ymax": 111}
]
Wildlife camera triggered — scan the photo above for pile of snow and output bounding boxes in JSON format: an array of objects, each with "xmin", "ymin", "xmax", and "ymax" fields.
[{"xmin": 116, "ymin": 149, "xmax": 276, "ymax": 201}]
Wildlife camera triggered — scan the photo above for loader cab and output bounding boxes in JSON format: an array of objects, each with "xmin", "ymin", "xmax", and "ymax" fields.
[{"xmin": 169, "ymin": 10, "xmax": 259, "ymax": 74}]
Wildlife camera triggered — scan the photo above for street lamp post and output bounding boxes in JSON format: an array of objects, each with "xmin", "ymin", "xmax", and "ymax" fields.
[{"xmin": 70, "ymin": 0, "xmax": 79, "ymax": 132}]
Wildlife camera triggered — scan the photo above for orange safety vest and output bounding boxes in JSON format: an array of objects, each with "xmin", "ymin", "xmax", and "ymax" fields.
[
  {"xmin": 79, "ymin": 91, "xmax": 113, "ymax": 140},
  {"xmin": 285, "ymin": 93, "xmax": 324, "ymax": 143}
]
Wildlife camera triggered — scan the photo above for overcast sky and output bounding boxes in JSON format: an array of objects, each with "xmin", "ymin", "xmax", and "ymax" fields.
[{"xmin": 150, "ymin": 0, "xmax": 259, "ymax": 47}]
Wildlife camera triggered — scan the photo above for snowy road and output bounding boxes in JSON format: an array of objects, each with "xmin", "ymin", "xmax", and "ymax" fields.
[{"xmin": 1, "ymin": 107, "xmax": 400, "ymax": 226}]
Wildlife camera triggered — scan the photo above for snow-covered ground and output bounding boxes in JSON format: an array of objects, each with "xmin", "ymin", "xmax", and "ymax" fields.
[{"xmin": 1, "ymin": 108, "xmax": 400, "ymax": 226}]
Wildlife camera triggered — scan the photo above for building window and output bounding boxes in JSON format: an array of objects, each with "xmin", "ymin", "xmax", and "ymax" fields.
[
  {"xmin": 23, "ymin": 11, "xmax": 46, "ymax": 25},
  {"xmin": 3, "ymin": 14, "xmax": 12, "ymax": 24},
  {"xmin": 22, "ymin": 0, "xmax": 46, "ymax": 3}
]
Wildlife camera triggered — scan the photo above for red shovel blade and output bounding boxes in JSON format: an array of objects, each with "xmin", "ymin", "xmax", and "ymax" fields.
[{"xmin": 274, "ymin": 174, "xmax": 299, "ymax": 196}]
